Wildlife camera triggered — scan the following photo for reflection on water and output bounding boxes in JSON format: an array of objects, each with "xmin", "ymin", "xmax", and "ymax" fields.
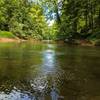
[
  {"xmin": 42, "ymin": 49, "xmax": 56, "ymax": 74},
  {"xmin": 0, "ymin": 43, "xmax": 100, "ymax": 100},
  {"xmin": 0, "ymin": 87, "xmax": 62, "ymax": 100},
  {"xmin": 0, "ymin": 88, "xmax": 33, "ymax": 100}
]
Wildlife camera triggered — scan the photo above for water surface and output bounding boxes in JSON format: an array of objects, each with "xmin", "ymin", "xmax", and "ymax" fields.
[{"xmin": 0, "ymin": 42, "xmax": 100, "ymax": 100}]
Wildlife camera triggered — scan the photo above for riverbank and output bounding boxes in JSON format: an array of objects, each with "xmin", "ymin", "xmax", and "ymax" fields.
[
  {"xmin": 77, "ymin": 39, "xmax": 100, "ymax": 46},
  {"xmin": 64, "ymin": 39, "xmax": 100, "ymax": 46},
  {"xmin": 0, "ymin": 37, "xmax": 100, "ymax": 47},
  {"xmin": 0, "ymin": 38, "xmax": 42, "ymax": 43},
  {"xmin": 0, "ymin": 38, "xmax": 23, "ymax": 43},
  {"xmin": 0, "ymin": 31, "xmax": 99, "ymax": 46}
]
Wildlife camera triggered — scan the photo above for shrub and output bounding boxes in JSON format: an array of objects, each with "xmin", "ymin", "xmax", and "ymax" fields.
[
  {"xmin": 0, "ymin": 31, "xmax": 16, "ymax": 38},
  {"xmin": 94, "ymin": 40, "xmax": 100, "ymax": 46}
]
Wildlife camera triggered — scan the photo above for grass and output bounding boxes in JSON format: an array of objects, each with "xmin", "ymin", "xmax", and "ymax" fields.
[{"xmin": 0, "ymin": 31, "xmax": 16, "ymax": 38}]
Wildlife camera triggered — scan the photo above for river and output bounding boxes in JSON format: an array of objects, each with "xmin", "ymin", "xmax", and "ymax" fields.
[{"xmin": 0, "ymin": 42, "xmax": 100, "ymax": 100}]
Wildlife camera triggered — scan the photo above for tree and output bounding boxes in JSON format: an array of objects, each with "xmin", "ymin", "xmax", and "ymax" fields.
[{"xmin": 0, "ymin": 0, "xmax": 49, "ymax": 39}]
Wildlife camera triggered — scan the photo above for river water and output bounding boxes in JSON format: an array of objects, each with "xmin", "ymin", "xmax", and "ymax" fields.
[{"xmin": 0, "ymin": 42, "xmax": 100, "ymax": 100}]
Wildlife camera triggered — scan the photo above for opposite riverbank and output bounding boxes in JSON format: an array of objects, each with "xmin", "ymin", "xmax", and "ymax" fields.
[
  {"xmin": 0, "ymin": 31, "xmax": 100, "ymax": 46},
  {"xmin": 0, "ymin": 37, "xmax": 100, "ymax": 47}
]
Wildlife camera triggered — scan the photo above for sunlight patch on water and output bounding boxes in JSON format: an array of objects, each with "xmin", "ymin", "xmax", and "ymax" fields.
[
  {"xmin": 0, "ymin": 89, "xmax": 33, "ymax": 100},
  {"xmin": 30, "ymin": 75, "xmax": 48, "ymax": 93},
  {"xmin": 42, "ymin": 49, "xmax": 56, "ymax": 74}
]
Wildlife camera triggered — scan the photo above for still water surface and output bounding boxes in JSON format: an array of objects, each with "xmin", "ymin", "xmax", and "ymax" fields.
[{"xmin": 0, "ymin": 42, "xmax": 100, "ymax": 100}]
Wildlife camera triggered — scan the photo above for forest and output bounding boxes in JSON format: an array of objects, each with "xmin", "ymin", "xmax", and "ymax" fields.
[
  {"xmin": 0, "ymin": 0, "xmax": 100, "ymax": 45},
  {"xmin": 0, "ymin": 1, "xmax": 100, "ymax": 99}
]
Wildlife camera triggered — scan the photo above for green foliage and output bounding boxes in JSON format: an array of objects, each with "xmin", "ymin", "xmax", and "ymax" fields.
[
  {"xmin": 0, "ymin": 0, "xmax": 100, "ymax": 41},
  {"xmin": 57, "ymin": 0, "xmax": 100, "ymax": 40},
  {"xmin": 94, "ymin": 39, "xmax": 100, "ymax": 46},
  {"xmin": 0, "ymin": 31, "xmax": 16, "ymax": 38},
  {"xmin": 88, "ymin": 28, "xmax": 100, "ymax": 39},
  {"xmin": 0, "ymin": 0, "xmax": 49, "ymax": 40}
]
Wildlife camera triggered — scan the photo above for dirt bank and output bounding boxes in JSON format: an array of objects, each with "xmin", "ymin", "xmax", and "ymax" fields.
[{"xmin": 0, "ymin": 38, "xmax": 22, "ymax": 43}]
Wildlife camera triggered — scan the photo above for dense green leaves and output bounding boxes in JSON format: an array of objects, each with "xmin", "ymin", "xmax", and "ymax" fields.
[
  {"xmin": 0, "ymin": 0, "xmax": 49, "ymax": 39},
  {"xmin": 0, "ymin": 0, "xmax": 100, "ymax": 40},
  {"xmin": 58, "ymin": 0, "xmax": 100, "ymax": 39}
]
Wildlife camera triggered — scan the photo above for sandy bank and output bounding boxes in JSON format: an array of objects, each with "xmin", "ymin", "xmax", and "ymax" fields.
[{"xmin": 0, "ymin": 38, "xmax": 22, "ymax": 43}]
